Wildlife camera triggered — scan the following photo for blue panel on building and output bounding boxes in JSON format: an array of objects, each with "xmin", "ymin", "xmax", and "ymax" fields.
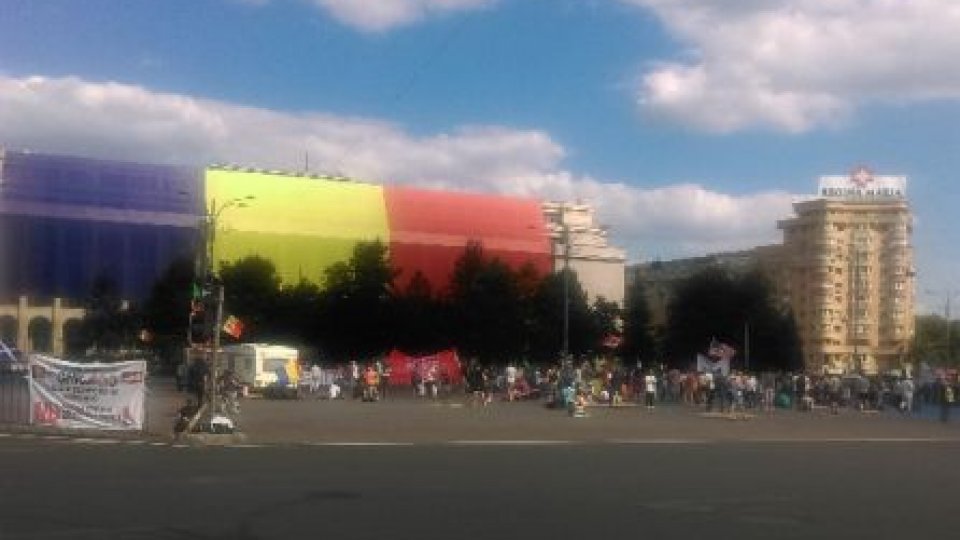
[{"xmin": 0, "ymin": 151, "xmax": 202, "ymax": 303}]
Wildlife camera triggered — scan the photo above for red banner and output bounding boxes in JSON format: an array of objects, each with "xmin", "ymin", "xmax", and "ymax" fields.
[{"xmin": 386, "ymin": 349, "xmax": 463, "ymax": 386}]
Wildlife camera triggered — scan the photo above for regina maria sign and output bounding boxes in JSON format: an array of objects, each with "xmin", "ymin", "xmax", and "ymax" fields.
[{"xmin": 818, "ymin": 167, "xmax": 907, "ymax": 200}]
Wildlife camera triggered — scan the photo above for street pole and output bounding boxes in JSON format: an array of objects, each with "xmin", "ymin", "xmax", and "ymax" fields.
[
  {"xmin": 562, "ymin": 220, "xmax": 570, "ymax": 359},
  {"xmin": 946, "ymin": 293, "xmax": 953, "ymax": 365},
  {"xmin": 200, "ymin": 195, "xmax": 253, "ymax": 419},
  {"xmin": 211, "ymin": 282, "xmax": 224, "ymax": 414},
  {"xmin": 744, "ymin": 321, "xmax": 750, "ymax": 371}
]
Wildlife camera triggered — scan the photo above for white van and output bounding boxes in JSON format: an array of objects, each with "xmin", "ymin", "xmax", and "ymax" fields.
[{"xmin": 220, "ymin": 343, "xmax": 300, "ymax": 391}]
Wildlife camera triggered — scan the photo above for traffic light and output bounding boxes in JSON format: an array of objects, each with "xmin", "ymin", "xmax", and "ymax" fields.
[
  {"xmin": 188, "ymin": 311, "xmax": 208, "ymax": 346},
  {"xmin": 187, "ymin": 277, "xmax": 217, "ymax": 346}
]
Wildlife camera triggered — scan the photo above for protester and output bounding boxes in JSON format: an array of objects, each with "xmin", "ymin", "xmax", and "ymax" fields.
[
  {"xmin": 309, "ymin": 363, "xmax": 322, "ymax": 394},
  {"xmin": 900, "ymin": 377, "xmax": 914, "ymax": 413},
  {"xmin": 644, "ymin": 370, "xmax": 657, "ymax": 409}
]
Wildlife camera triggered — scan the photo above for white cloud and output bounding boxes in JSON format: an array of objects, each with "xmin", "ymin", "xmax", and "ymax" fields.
[
  {"xmin": 624, "ymin": 0, "xmax": 960, "ymax": 132},
  {"xmin": 0, "ymin": 74, "xmax": 794, "ymax": 260},
  {"xmin": 310, "ymin": 0, "xmax": 496, "ymax": 32}
]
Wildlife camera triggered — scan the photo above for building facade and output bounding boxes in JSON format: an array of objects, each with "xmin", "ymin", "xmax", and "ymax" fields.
[
  {"xmin": 206, "ymin": 166, "xmax": 554, "ymax": 292},
  {"xmin": 0, "ymin": 150, "xmax": 628, "ymax": 353},
  {"xmin": 0, "ymin": 148, "xmax": 201, "ymax": 303},
  {"xmin": 628, "ymin": 245, "xmax": 785, "ymax": 326},
  {"xmin": 543, "ymin": 202, "xmax": 626, "ymax": 306},
  {"xmin": 778, "ymin": 169, "xmax": 915, "ymax": 375}
]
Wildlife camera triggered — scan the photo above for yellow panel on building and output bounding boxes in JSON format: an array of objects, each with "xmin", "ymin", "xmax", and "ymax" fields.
[{"xmin": 204, "ymin": 169, "xmax": 389, "ymax": 285}]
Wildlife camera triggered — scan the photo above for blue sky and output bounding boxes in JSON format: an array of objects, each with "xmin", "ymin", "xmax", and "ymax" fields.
[{"xmin": 0, "ymin": 0, "xmax": 957, "ymax": 310}]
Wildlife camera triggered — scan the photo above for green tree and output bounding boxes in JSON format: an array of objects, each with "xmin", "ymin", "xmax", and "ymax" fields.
[
  {"xmin": 528, "ymin": 267, "xmax": 594, "ymax": 360},
  {"xmin": 81, "ymin": 275, "xmax": 141, "ymax": 355},
  {"xmin": 913, "ymin": 315, "xmax": 960, "ymax": 366},
  {"xmin": 272, "ymin": 279, "xmax": 322, "ymax": 346},
  {"xmin": 142, "ymin": 257, "xmax": 196, "ymax": 368},
  {"xmin": 664, "ymin": 266, "xmax": 800, "ymax": 371},
  {"xmin": 447, "ymin": 242, "xmax": 527, "ymax": 363},
  {"xmin": 318, "ymin": 239, "xmax": 397, "ymax": 358},
  {"xmin": 621, "ymin": 278, "xmax": 654, "ymax": 364},
  {"xmin": 218, "ymin": 255, "xmax": 281, "ymax": 341},
  {"xmin": 392, "ymin": 271, "xmax": 450, "ymax": 354}
]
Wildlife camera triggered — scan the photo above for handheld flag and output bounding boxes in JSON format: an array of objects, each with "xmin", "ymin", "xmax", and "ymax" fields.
[{"xmin": 222, "ymin": 315, "xmax": 244, "ymax": 339}]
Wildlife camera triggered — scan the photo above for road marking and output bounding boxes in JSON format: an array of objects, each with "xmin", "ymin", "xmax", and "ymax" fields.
[
  {"xmin": 751, "ymin": 437, "xmax": 960, "ymax": 444},
  {"xmin": 228, "ymin": 444, "xmax": 266, "ymax": 448},
  {"xmin": 607, "ymin": 438, "xmax": 710, "ymax": 445},
  {"xmin": 149, "ymin": 442, "xmax": 168, "ymax": 446},
  {"xmin": 307, "ymin": 442, "xmax": 415, "ymax": 447},
  {"xmin": 0, "ymin": 433, "xmax": 11, "ymax": 437},
  {"xmin": 447, "ymin": 440, "xmax": 574, "ymax": 446}
]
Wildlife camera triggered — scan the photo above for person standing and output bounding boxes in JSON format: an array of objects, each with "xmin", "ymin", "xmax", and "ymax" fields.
[
  {"xmin": 379, "ymin": 360, "xmax": 391, "ymax": 400},
  {"xmin": 309, "ymin": 363, "xmax": 322, "ymax": 395},
  {"xmin": 644, "ymin": 371, "xmax": 657, "ymax": 409},
  {"xmin": 704, "ymin": 371, "xmax": 716, "ymax": 412},
  {"xmin": 193, "ymin": 359, "xmax": 209, "ymax": 407},
  {"xmin": 938, "ymin": 376, "xmax": 954, "ymax": 423},
  {"xmin": 505, "ymin": 363, "xmax": 518, "ymax": 402},
  {"xmin": 900, "ymin": 377, "xmax": 914, "ymax": 414},
  {"xmin": 175, "ymin": 361, "xmax": 187, "ymax": 392}
]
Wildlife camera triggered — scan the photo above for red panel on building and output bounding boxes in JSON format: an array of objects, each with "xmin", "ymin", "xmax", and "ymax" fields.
[{"xmin": 384, "ymin": 186, "xmax": 552, "ymax": 293}]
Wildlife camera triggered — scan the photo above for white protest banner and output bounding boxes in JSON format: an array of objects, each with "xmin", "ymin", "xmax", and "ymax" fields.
[
  {"xmin": 696, "ymin": 354, "xmax": 730, "ymax": 376},
  {"xmin": 28, "ymin": 355, "xmax": 146, "ymax": 431}
]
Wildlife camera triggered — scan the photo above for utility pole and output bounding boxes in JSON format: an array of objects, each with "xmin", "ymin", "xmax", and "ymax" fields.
[
  {"xmin": 744, "ymin": 321, "xmax": 750, "ymax": 371},
  {"xmin": 946, "ymin": 292, "xmax": 954, "ymax": 365},
  {"xmin": 210, "ymin": 282, "xmax": 224, "ymax": 414},
  {"xmin": 200, "ymin": 195, "xmax": 254, "ymax": 418},
  {"xmin": 562, "ymin": 218, "xmax": 570, "ymax": 359}
]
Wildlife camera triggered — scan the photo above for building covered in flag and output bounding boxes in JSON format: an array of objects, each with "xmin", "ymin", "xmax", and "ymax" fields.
[
  {"xmin": 204, "ymin": 166, "xmax": 554, "ymax": 292},
  {"xmin": 0, "ymin": 149, "xmax": 626, "ymax": 353}
]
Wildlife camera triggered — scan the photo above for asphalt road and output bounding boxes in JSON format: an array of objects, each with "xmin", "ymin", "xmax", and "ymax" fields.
[{"xmin": 1, "ymin": 437, "xmax": 958, "ymax": 540}]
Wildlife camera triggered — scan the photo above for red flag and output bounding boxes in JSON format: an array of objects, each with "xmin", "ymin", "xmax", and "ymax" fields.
[{"xmin": 222, "ymin": 315, "xmax": 244, "ymax": 339}]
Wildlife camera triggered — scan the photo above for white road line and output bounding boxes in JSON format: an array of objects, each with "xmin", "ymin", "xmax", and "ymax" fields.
[
  {"xmin": 0, "ymin": 433, "xmax": 10, "ymax": 437},
  {"xmin": 228, "ymin": 444, "xmax": 267, "ymax": 448},
  {"xmin": 447, "ymin": 440, "xmax": 574, "ymax": 446},
  {"xmin": 607, "ymin": 439, "xmax": 710, "ymax": 445},
  {"xmin": 751, "ymin": 437, "xmax": 960, "ymax": 444},
  {"xmin": 149, "ymin": 442, "xmax": 168, "ymax": 446},
  {"xmin": 307, "ymin": 442, "xmax": 415, "ymax": 447}
]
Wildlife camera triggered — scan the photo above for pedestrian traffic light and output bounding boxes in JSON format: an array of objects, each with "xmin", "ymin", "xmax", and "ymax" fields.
[{"xmin": 188, "ymin": 311, "xmax": 209, "ymax": 346}]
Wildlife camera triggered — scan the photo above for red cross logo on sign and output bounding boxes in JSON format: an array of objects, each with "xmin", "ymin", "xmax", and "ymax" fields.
[{"xmin": 851, "ymin": 166, "xmax": 873, "ymax": 188}]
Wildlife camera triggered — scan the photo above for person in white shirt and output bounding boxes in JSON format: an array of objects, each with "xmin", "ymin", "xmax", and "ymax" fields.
[
  {"xmin": 900, "ymin": 377, "xmax": 915, "ymax": 413},
  {"xmin": 505, "ymin": 364, "xmax": 518, "ymax": 401},
  {"xmin": 309, "ymin": 364, "xmax": 322, "ymax": 394},
  {"xmin": 644, "ymin": 371, "xmax": 657, "ymax": 408}
]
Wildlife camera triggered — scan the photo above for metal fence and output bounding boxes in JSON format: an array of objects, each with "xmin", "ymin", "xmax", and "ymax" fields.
[{"xmin": 0, "ymin": 369, "xmax": 30, "ymax": 425}]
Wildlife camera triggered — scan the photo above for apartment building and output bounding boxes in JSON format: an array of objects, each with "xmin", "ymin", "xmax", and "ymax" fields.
[{"xmin": 778, "ymin": 168, "xmax": 915, "ymax": 375}]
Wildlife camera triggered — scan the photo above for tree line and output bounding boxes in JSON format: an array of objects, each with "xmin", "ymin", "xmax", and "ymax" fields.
[{"xmin": 80, "ymin": 240, "xmax": 810, "ymax": 372}]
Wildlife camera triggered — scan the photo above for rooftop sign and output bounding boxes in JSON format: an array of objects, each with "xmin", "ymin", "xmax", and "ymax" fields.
[{"xmin": 818, "ymin": 167, "xmax": 906, "ymax": 200}]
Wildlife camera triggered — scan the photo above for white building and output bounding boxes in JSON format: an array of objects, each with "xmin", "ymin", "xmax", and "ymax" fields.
[{"xmin": 542, "ymin": 202, "xmax": 626, "ymax": 306}]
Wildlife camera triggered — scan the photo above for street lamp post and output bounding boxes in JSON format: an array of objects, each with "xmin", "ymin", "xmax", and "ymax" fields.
[
  {"xmin": 923, "ymin": 288, "xmax": 958, "ymax": 366},
  {"xmin": 203, "ymin": 195, "xmax": 254, "ymax": 415},
  {"xmin": 562, "ymin": 221, "xmax": 570, "ymax": 359}
]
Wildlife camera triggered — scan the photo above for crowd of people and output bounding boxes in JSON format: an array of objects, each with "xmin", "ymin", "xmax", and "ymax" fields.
[{"xmin": 177, "ymin": 353, "xmax": 960, "ymax": 425}]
